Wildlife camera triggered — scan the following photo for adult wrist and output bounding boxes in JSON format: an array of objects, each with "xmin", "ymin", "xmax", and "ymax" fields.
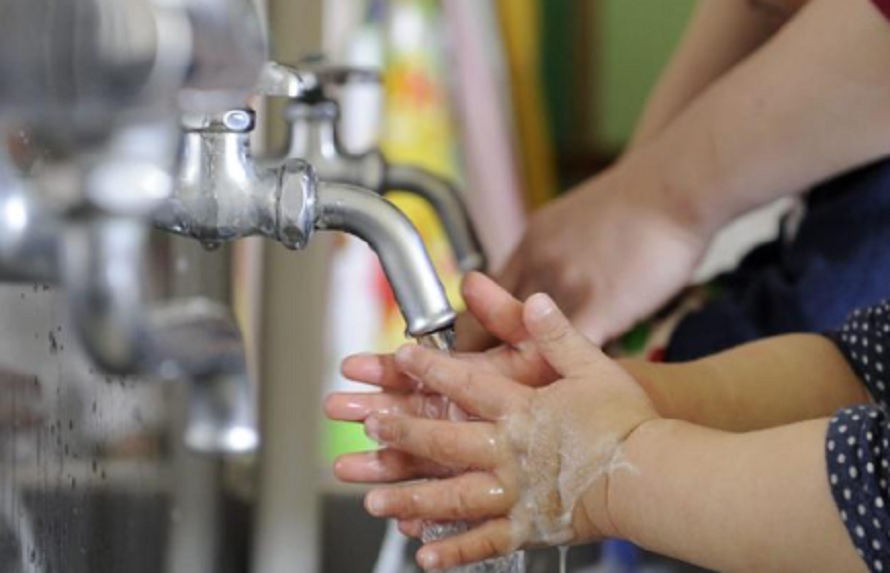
[{"xmin": 618, "ymin": 143, "xmax": 724, "ymax": 246}]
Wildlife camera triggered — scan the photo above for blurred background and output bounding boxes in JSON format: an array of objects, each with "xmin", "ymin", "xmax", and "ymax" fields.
[{"xmin": 0, "ymin": 1, "xmax": 774, "ymax": 572}]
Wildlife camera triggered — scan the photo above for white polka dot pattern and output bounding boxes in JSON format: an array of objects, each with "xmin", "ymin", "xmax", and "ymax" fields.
[{"xmin": 829, "ymin": 302, "xmax": 890, "ymax": 572}]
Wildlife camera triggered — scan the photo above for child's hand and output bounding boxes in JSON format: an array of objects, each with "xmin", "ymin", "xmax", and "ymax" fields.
[
  {"xmin": 340, "ymin": 294, "xmax": 660, "ymax": 570},
  {"xmin": 325, "ymin": 273, "xmax": 558, "ymax": 483}
]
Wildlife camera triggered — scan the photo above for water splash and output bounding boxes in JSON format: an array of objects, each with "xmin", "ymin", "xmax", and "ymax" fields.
[
  {"xmin": 559, "ymin": 546, "xmax": 569, "ymax": 573},
  {"xmin": 415, "ymin": 329, "xmax": 525, "ymax": 573},
  {"xmin": 417, "ymin": 330, "xmax": 455, "ymax": 352},
  {"xmin": 423, "ymin": 522, "xmax": 525, "ymax": 572}
]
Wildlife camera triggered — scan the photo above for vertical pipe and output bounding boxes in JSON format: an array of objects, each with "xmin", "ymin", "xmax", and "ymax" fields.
[
  {"xmin": 165, "ymin": 239, "xmax": 235, "ymax": 573},
  {"xmin": 252, "ymin": 1, "xmax": 329, "ymax": 573}
]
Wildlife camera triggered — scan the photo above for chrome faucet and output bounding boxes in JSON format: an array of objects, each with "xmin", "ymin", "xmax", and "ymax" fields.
[
  {"xmin": 156, "ymin": 103, "xmax": 456, "ymax": 339},
  {"xmin": 2, "ymin": 121, "xmax": 259, "ymax": 457},
  {"xmin": 0, "ymin": 0, "xmax": 265, "ymax": 123},
  {"xmin": 0, "ymin": 0, "xmax": 266, "ymax": 457},
  {"xmin": 281, "ymin": 59, "xmax": 488, "ymax": 273}
]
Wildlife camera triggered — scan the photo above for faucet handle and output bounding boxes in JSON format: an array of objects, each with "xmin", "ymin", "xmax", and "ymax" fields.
[
  {"xmin": 254, "ymin": 62, "xmax": 306, "ymax": 99},
  {"xmin": 181, "ymin": 109, "xmax": 256, "ymax": 133},
  {"xmin": 295, "ymin": 54, "xmax": 381, "ymax": 97}
]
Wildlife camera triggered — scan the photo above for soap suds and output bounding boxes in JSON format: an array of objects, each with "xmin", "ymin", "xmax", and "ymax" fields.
[{"xmin": 504, "ymin": 407, "xmax": 639, "ymax": 548}]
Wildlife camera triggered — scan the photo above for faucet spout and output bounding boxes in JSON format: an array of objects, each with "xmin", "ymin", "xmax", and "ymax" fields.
[
  {"xmin": 157, "ymin": 104, "xmax": 455, "ymax": 339},
  {"xmin": 62, "ymin": 216, "xmax": 258, "ymax": 455},
  {"xmin": 383, "ymin": 164, "xmax": 487, "ymax": 273},
  {"xmin": 283, "ymin": 96, "xmax": 487, "ymax": 274},
  {"xmin": 315, "ymin": 182, "xmax": 456, "ymax": 338}
]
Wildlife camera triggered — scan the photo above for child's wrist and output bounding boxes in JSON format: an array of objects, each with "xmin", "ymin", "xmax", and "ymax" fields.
[
  {"xmin": 604, "ymin": 418, "xmax": 702, "ymax": 544},
  {"xmin": 605, "ymin": 418, "xmax": 731, "ymax": 550},
  {"xmin": 600, "ymin": 416, "xmax": 666, "ymax": 541},
  {"xmin": 569, "ymin": 414, "xmax": 660, "ymax": 541},
  {"xmin": 617, "ymin": 360, "xmax": 692, "ymax": 422}
]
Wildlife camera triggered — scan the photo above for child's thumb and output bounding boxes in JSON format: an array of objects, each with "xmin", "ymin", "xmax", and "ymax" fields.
[{"xmin": 523, "ymin": 293, "xmax": 601, "ymax": 376}]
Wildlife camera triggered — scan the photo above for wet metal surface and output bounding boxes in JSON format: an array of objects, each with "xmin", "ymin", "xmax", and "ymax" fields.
[
  {"xmin": 0, "ymin": 282, "xmax": 171, "ymax": 573},
  {"xmin": 0, "ymin": 235, "xmax": 240, "ymax": 573}
]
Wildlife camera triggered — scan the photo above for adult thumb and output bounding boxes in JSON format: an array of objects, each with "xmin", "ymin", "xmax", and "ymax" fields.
[{"xmin": 523, "ymin": 293, "xmax": 602, "ymax": 377}]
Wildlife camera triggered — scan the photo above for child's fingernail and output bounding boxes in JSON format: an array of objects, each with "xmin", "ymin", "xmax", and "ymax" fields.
[
  {"xmin": 365, "ymin": 416, "xmax": 381, "ymax": 441},
  {"xmin": 343, "ymin": 354, "xmax": 383, "ymax": 380},
  {"xmin": 419, "ymin": 549, "xmax": 440, "ymax": 570},
  {"xmin": 525, "ymin": 293, "xmax": 557, "ymax": 320},
  {"xmin": 366, "ymin": 491, "xmax": 387, "ymax": 516},
  {"xmin": 342, "ymin": 398, "xmax": 372, "ymax": 418}
]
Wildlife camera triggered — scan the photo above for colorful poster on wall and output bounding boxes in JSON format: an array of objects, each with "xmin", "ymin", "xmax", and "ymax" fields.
[
  {"xmin": 324, "ymin": 0, "xmax": 465, "ymax": 460},
  {"xmin": 376, "ymin": 0, "xmax": 464, "ymax": 348}
]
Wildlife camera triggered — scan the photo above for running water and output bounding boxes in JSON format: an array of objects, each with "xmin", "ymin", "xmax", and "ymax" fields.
[
  {"xmin": 417, "ymin": 331, "xmax": 526, "ymax": 573},
  {"xmin": 559, "ymin": 546, "xmax": 569, "ymax": 573}
]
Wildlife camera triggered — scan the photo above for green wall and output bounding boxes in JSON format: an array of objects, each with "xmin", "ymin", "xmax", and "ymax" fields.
[{"xmin": 595, "ymin": 0, "xmax": 696, "ymax": 151}]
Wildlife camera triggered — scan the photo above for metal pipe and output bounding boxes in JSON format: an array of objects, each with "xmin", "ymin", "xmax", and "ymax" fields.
[
  {"xmin": 284, "ymin": 99, "xmax": 487, "ymax": 273},
  {"xmin": 285, "ymin": 102, "xmax": 347, "ymax": 170},
  {"xmin": 0, "ymin": 150, "xmax": 59, "ymax": 282},
  {"xmin": 384, "ymin": 164, "xmax": 486, "ymax": 273},
  {"xmin": 0, "ymin": 0, "xmax": 266, "ymax": 126},
  {"xmin": 150, "ymin": 300, "xmax": 257, "ymax": 455},
  {"xmin": 61, "ymin": 216, "xmax": 257, "ymax": 455},
  {"xmin": 315, "ymin": 182, "xmax": 456, "ymax": 338}
]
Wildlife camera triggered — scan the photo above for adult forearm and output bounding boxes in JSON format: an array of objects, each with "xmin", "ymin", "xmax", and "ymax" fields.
[
  {"xmin": 631, "ymin": 0, "xmax": 890, "ymax": 235},
  {"xmin": 621, "ymin": 334, "xmax": 869, "ymax": 432},
  {"xmin": 630, "ymin": 0, "xmax": 786, "ymax": 148},
  {"xmin": 606, "ymin": 418, "xmax": 864, "ymax": 573}
]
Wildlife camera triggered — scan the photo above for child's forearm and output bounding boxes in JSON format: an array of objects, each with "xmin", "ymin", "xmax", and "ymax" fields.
[
  {"xmin": 620, "ymin": 334, "xmax": 869, "ymax": 432},
  {"xmin": 605, "ymin": 418, "xmax": 864, "ymax": 573}
]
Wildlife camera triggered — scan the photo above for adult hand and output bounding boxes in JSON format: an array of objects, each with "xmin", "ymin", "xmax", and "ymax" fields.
[
  {"xmin": 332, "ymin": 294, "xmax": 659, "ymax": 570},
  {"xmin": 458, "ymin": 163, "xmax": 711, "ymax": 350}
]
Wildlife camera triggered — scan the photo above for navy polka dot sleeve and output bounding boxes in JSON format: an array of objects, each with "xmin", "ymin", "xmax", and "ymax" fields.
[{"xmin": 828, "ymin": 303, "xmax": 890, "ymax": 572}]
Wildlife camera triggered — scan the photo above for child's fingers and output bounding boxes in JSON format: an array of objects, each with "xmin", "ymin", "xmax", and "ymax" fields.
[
  {"xmin": 324, "ymin": 392, "xmax": 455, "ymax": 422},
  {"xmin": 394, "ymin": 345, "xmax": 529, "ymax": 419},
  {"xmin": 341, "ymin": 353, "xmax": 416, "ymax": 391},
  {"xmin": 398, "ymin": 519, "xmax": 425, "ymax": 539},
  {"xmin": 365, "ymin": 471, "xmax": 513, "ymax": 522},
  {"xmin": 333, "ymin": 449, "xmax": 451, "ymax": 483},
  {"xmin": 454, "ymin": 312, "xmax": 498, "ymax": 353},
  {"xmin": 461, "ymin": 272, "xmax": 529, "ymax": 347},
  {"xmin": 366, "ymin": 414, "xmax": 502, "ymax": 471},
  {"xmin": 324, "ymin": 392, "xmax": 408, "ymax": 422},
  {"xmin": 342, "ymin": 346, "xmax": 552, "ymax": 396},
  {"xmin": 523, "ymin": 293, "xmax": 602, "ymax": 377},
  {"xmin": 459, "ymin": 345, "xmax": 557, "ymax": 388},
  {"xmin": 415, "ymin": 518, "xmax": 518, "ymax": 571}
]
